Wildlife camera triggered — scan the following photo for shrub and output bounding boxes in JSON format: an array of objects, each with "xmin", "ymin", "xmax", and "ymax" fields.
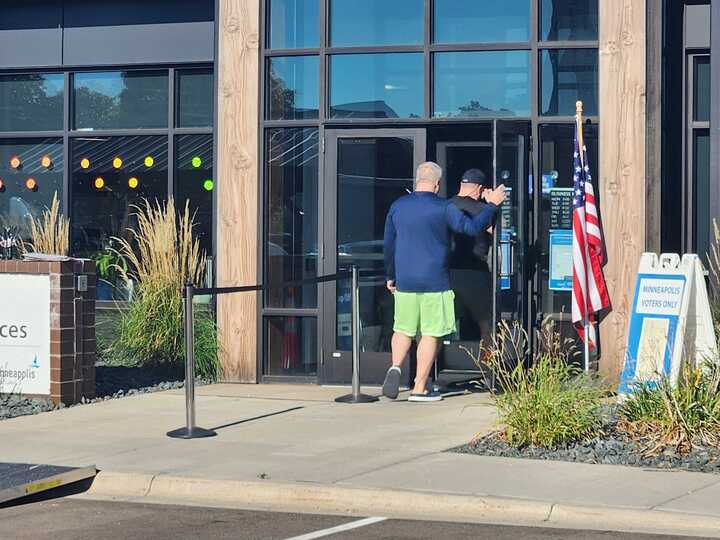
[
  {"xmin": 618, "ymin": 362, "xmax": 720, "ymax": 454},
  {"xmin": 107, "ymin": 198, "xmax": 220, "ymax": 381},
  {"xmin": 469, "ymin": 320, "xmax": 607, "ymax": 448}
]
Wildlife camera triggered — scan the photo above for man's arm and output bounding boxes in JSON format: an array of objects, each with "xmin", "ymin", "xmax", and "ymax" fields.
[
  {"xmin": 446, "ymin": 202, "xmax": 499, "ymax": 236},
  {"xmin": 383, "ymin": 206, "xmax": 397, "ymax": 288}
]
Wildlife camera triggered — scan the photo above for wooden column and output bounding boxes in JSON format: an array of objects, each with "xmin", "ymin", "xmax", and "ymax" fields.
[
  {"xmin": 216, "ymin": 0, "xmax": 260, "ymax": 382},
  {"xmin": 598, "ymin": 0, "xmax": 647, "ymax": 379}
]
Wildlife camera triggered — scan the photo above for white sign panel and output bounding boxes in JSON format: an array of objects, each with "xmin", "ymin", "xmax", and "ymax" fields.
[
  {"xmin": 635, "ymin": 278, "xmax": 685, "ymax": 316},
  {"xmin": 0, "ymin": 274, "xmax": 51, "ymax": 395}
]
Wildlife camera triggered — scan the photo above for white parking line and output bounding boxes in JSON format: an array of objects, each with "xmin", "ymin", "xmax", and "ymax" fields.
[{"xmin": 282, "ymin": 516, "xmax": 387, "ymax": 540}]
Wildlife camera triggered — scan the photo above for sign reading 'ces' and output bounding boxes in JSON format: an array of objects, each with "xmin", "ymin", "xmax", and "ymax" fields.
[{"xmin": 0, "ymin": 274, "xmax": 51, "ymax": 395}]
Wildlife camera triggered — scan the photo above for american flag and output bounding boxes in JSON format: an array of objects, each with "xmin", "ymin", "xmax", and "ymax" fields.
[{"xmin": 572, "ymin": 122, "xmax": 610, "ymax": 349}]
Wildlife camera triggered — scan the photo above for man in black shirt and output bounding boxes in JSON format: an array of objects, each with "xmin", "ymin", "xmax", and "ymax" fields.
[{"xmin": 449, "ymin": 168, "xmax": 495, "ymax": 344}]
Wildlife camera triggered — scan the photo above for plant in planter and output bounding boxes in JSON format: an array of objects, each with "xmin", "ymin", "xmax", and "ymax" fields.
[{"xmin": 94, "ymin": 241, "xmax": 129, "ymax": 301}]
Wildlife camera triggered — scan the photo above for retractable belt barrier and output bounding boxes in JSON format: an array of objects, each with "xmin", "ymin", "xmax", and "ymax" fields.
[{"xmin": 167, "ymin": 267, "xmax": 378, "ymax": 440}]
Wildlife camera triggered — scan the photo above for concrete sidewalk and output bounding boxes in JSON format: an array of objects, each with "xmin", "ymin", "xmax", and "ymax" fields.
[{"xmin": 2, "ymin": 384, "xmax": 720, "ymax": 537}]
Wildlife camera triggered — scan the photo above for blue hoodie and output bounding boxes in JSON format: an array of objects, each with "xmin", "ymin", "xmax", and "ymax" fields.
[{"xmin": 383, "ymin": 192, "xmax": 498, "ymax": 292}]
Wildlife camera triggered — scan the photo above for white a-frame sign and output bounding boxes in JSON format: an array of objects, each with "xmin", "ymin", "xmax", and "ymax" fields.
[{"xmin": 618, "ymin": 253, "xmax": 717, "ymax": 394}]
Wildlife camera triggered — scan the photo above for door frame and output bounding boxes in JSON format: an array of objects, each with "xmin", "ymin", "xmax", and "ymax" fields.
[{"xmin": 319, "ymin": 128, "xmax": 426, "ymax": 385}]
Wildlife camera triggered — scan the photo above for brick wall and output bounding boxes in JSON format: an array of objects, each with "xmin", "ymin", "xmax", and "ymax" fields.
[{"xmin": 0, "ymin": 259, "xmax": 96, "ymax": 405}]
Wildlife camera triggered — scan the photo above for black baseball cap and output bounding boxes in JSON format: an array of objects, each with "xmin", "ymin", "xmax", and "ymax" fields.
[{"xmin": 461, "ymin": 168, "xmax": 486, "ymax": 185}]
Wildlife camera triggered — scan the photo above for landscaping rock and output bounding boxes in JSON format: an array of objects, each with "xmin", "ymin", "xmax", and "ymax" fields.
[{"xmin": 450, "ymin": 429, "xmax": 720, "ymax": 474}]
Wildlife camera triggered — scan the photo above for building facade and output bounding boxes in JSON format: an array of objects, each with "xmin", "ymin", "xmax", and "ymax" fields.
[{"xmin": 0, "ymin": 0, "xmax": 717, "ymax": 384}]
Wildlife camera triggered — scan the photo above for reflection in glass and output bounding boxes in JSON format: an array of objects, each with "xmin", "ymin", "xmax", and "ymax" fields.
[
  {"xmin": 433, "ymin": 51, "xmax": 530, "ymax": 118},
  {"xmin": 694, "ymin": 131, "xmax": 710, "ymax": 264},
  {"xmin": 330, "ymin": 0, "xmax": 423, "ymax": 47},
  {"xmin": 336, "ymin": 137, "xmax": 414, "ymax": 351},
  {"xmin": 74, "ymin": 71, "xmax": 169, "ymax": 130},
  {"xmin": 265, "ymin": 128, "xmax": 319, "ymax": 308},
  {"xmin": 265, "ymin": 316, "xmax": 317, "ymax": 376},
  {"xmin": 268, "ymin": 56, "xmax": 319, "ymax": 120},
  {"xmin": 177, "ymin": 69, "xmax": 214, "ymax": 128},
  {"xmin": 694, "ymin": 56, "xmax": 710, "ymax": 122},
  {"xmin": 0, "ymin": 74, "xmax": 64, "ymax": 132},
  {"xmin": 540, "ymin": 0, "xmax": 598, "ymax": 41},
  {"xmin": 434, "ymin": 0, "xmax": 529, "ymax": 44},
  {"xmin": 71, "ymin": 136, "xmax": 168, "ymax": 262},
  {"xmin": 269, "ymin": 0, "xmax": 319, "ymax": 49},
  {"xmin": 540, "ymin": 49, "xmax": 598, "ymax": 116},
  {"xmin": 330, "ymin": 53, "xmax": 423, "ymax": 119},
  {"xmin": 0, "ymin": 138, "xmax": 63, "ymax": 243},
  {"xmin": 176, "ymin": 135, "xmax": 214, "ymax": 255}
]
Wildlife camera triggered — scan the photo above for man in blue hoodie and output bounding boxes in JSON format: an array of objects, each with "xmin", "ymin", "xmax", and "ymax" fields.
[{"xmin": 382, "ymin": 161, "xmax": 505, "ymax": 402}]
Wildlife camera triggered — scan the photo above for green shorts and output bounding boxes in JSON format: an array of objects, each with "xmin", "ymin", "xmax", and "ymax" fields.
[{"xmin": 393, "ymin": 290, "xmax": 456, "ymax": 338}]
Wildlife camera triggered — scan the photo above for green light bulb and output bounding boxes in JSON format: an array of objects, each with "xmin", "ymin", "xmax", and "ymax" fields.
[
  {"xmin": 192, "ymin": 156, "xmax": 202, "ymax": 168},
  {"xmin": 203, "ymin": 179, "xmax": 214, "ymax": 191}
]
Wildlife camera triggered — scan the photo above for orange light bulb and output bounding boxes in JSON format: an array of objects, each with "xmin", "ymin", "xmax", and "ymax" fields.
[
  {"xmin": 25, "ymin": 178, "xmax": 37, "ymax": 191},
  {"xmin": 40, "ymin": 155, "xmax": 53, "ymax": 169},
  {"xmin": 10, "ymin": 156, "xmax": 21, "ymax": 169}
]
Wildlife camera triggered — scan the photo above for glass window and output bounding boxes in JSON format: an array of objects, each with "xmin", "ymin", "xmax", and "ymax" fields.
[
  {"xmin": 265, "ymin": 316, "xmax": 317, "ymax": 376},
  {"xmin": 540, "ymin": 0, "xmax": 598, "ymax": 41},
  {"xmin": 693, "ymin": 130, "xmax": 710, "ymax": 263},
  {"xmin": 269, "ymin": 0, "xmax": 319, "ymax": 49},
  {"xmin": 176, "ymin": 69, "xmax": 214, "ymax": 128},
  {"xmin": 265, "ymin": 128, "xmax": 319, "ymax": 309},
  {"xmin": 0, "ymin": 138, "xmax": 64, "ymax": 243},
  {"xmin": 176, "ymin": 134, "xmax": 214, "ymax": 255},
  {"xmin": 433, "ymin": 51, "xmax": 530, "ymax": 118},
  {"xmin": 434, "ymin": 0, "xmax": 529, "ymax": 44},
  {"xmin": 0, "ymin": 74, "xmax": 64, "ymax": 132},
  {"xmin": 693, "ymin": 56, "xmax": 710, "ymax": 122},
  {"xmin": 330, "ymin": 0, "xmax": 423, "ymax": 47},
  {"xmin": 330, "ymin": 53, "xmax": 424, "ymax": 119},
  {"xmin": 70, "ymin": 135, "xmax": 168, "ymax": 260},
  {"xmin": 73, "ymin": 71, "xmax": 168, "ymax": 130},
  {"xmin": 268, "ymin": 56, "xmax": 319, "ymax": 120},
  {"xmin": 540, "ymin": 48, "xmax": 598, "ymax": 116}
]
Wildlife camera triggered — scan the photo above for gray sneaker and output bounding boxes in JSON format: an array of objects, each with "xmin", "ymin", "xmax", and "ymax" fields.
[
  {"xmin": 408, "ymin": 390, "xmax": 444, "ymax": 402},
  {"xmin": 382, "ymin": 366, "xmax": 401, "ymax": 399}
]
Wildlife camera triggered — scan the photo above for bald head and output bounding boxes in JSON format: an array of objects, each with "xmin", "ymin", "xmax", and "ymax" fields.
[{"xmin": 415, "ymin": 161, "xmax": 442, "ymax": 193}]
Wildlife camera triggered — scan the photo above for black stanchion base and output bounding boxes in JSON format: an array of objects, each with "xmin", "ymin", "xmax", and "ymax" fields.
[
  {"xmin": 166, "ymin": 426, "xmax": 217, "ymax": 439},
  {"xmin": 335, "ymin": 393, "xmax": 379, "ymax": 404}
]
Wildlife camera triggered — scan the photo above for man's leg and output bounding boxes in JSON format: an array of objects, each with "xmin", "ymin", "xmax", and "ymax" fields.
[
  {"xmin": 413, "ymin": 336, "xmax": 438, "ymax": 394},
  {"xmin": 391, "ymin": 332, "xmax": 413, "ymax": 368}
]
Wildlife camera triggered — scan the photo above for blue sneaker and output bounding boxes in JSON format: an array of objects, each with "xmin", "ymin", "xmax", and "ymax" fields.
[{"xmin": 408, "ymin": 390, "xmax": 444, "ymax": 402}]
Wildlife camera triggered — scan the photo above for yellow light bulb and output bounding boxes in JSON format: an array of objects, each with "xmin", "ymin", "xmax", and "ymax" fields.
[
  {"xmin": 94, "ymin": 177, "xmax": 105, "ymax": 189},
  {"xmin": 80, "ymin": 158, "xmax": 90, "ymax": 169},
  {"xmin": 144, "ymin": 156, "xmax": 154, "ymax": 168},
  {"xmin": 113, "ymin": 157, "xmax": 123, "ymax": 169},
  {"xmin": 128, "ymin": 177, "xmax": 139, "ymax": 189}
]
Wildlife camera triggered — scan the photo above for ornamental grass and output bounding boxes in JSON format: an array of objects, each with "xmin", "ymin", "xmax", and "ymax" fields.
[
  {"xmin": 27, "ymin": 192, "xmax": 69, "ymax": 256},
  {"xmin": 469, "ymin": 320, "xmax": 607, "ymax": 449},
  {"xmin": 108, "ymin": 197, "xmax": 219, "ymax": 380}
]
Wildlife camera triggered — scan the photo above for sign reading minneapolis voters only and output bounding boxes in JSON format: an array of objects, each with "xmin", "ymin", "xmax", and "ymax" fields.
[{"xmin": 0, "ymin": 274, "xmax": 51, "ymax": 395}]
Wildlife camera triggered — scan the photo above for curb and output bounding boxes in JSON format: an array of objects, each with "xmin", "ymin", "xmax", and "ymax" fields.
[{"xmin": 86, "ymin": 472, "xmax": 720, "ymax": 538}]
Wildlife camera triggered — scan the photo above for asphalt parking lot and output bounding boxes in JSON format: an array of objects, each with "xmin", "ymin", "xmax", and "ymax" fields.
[{"xmin": 0, "ymin": 499, "xmax": 715, "ymax": 540}]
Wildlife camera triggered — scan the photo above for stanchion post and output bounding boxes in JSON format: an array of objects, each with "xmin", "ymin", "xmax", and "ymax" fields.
[
  {"xmin": 167, "ymin": 281, "xmax": 217, "ymax": 438},
  {"xmin": 336, "ymin": 266, "xmax": 378, "ymax": 403}
]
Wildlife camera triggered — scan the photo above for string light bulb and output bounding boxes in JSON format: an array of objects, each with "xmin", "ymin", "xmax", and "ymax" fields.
[
  {"xmin": 0, "ymin": 178, "xmax": 5, "ymax": 192},
  {"xmin": 80, "ymin": 158, "xmax": 90, "ymax": 169},
  {"xmin": 128, "ymin": 177, "xmax": 139, "ymax": 189},
  {"xmin": 10, "ymin": 156, "xmax": 21, "ymax": 169},
  {"xmin": 113, "ymin": 157, "xmax": 123, "ymax": 169},
  {"xmin": 144, "ymin": 156, "xmax": 154, "ymax": 168},
  {"xmin": 191, "ymin": 156, "xmax": 202, "ymax": 168},
  {"xmin": 40, "ymin": 155, "xmax": 53, "ymax": 169},
  {"xmin": 94, "ymin": 177, "xmax": 105, "ymax": 190},
  {"xmin": 203, "ymin": 179, "xmax": 214, "ymax": 191},
  {"xmin": 25, "ymin": 178, "xmax": 37, "ymax": 191}
]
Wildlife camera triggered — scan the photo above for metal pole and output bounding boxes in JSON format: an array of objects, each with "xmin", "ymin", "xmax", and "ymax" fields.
[
  {"xmin": 335, "ymin": 266, "xmax": 378, "ymax": 403},
  {"xmin": 576, "ymin": 101, "xmax": 591, "ymax": 373},
  {"xmin": 167, "ymin": 281, "xmax": 217, "ymax": 438}
]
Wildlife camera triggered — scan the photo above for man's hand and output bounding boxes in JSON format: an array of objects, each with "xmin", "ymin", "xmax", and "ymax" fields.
[
  {"xmin": 484, "ymin": 184, "xmax": 506, "ymax": 206},
  {"xmin": 386, "ymin": 280, "xmax": 396, "ymax": 293}
]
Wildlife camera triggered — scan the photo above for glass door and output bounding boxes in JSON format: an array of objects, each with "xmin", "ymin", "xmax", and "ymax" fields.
[{"xmin": 321, "ymin": 129, "xmax": 426, "ymax": 385}]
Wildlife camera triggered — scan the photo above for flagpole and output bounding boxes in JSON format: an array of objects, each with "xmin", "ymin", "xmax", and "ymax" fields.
[{"xmin": 576, "ymin": 100, "xmax": 590, "ymax": 373}]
